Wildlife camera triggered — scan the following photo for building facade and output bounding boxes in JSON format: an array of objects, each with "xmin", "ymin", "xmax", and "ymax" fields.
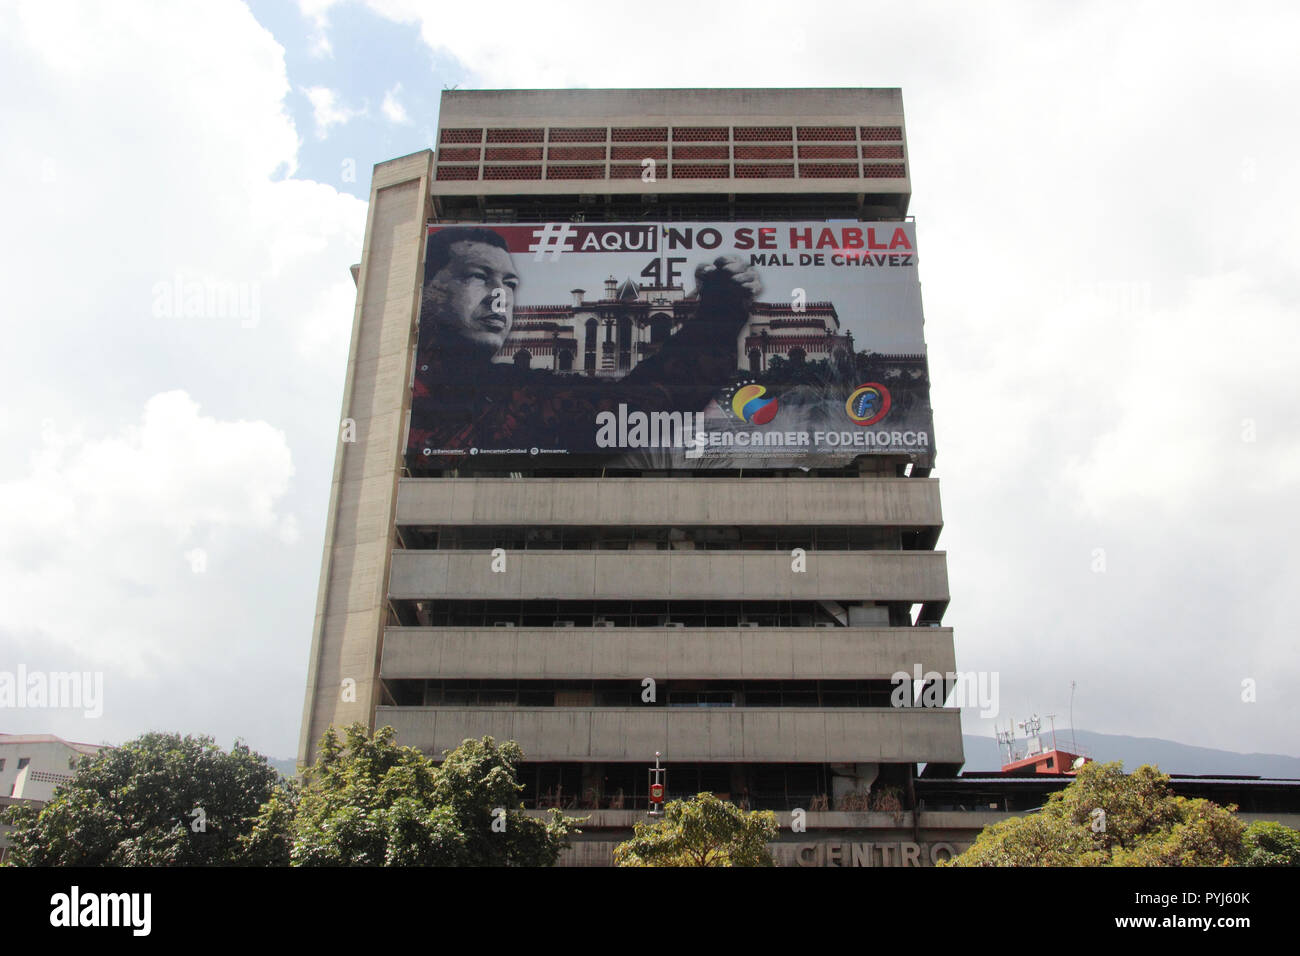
[
  {"xmin": 498, "ymin": 277, "xmax": 854, "ymax": 377},
  {"xmin": 298, "ymin": 89, "xmax": 969, "ymax": 865},
  {"xmin": 0, "ymin": 733, "xmax": 106, "ymax": 802}
]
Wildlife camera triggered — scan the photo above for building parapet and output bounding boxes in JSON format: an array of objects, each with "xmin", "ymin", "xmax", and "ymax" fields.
[
  {"xmin": 380, "ymin": 626, "xmax": 956, "ymax": 681},
  {"xmin": 376, "ymin": 705, "xmax": 963, "ymax": 763},
  {"xmin": 396, "ymin": 476, "xmax": 944, "ymax": 528}
]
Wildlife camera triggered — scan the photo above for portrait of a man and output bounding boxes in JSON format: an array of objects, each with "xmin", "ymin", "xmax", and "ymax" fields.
[
  {"xmin": 408, "ymin": 225, "xmax": 760, "ymax": 462},
  {"xmin": 418, "ymin": 227, "xmax": 520, "ymax": 363}
]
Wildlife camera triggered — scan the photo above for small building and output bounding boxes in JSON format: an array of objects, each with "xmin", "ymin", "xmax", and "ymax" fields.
[
  {"xmin": 0, "ymin": 733, "xmax": 107, "ymax": 802},
  {"xmin": 1000, "ymin": 748, "xmax": 1087, "ymax": 775},
  {"xmin": 0, "ymin": 733, "xmax": 110, "ymax": 862}
]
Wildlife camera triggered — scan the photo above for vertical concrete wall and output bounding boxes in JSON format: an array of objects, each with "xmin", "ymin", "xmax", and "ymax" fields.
[{"xmin": 297, "ymin": 152, "xmax": 433, "ymax": 766}]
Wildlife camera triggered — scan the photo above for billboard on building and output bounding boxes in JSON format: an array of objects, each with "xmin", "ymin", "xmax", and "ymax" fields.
[{"xmin": 407, "ymin": 221, "xmax": 933, "ymax": 470}]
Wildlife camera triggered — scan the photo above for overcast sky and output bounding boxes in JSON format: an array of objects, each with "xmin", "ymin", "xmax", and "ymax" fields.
[{"xmin": 2, "ymin": 1, "xmax": 1296, "ymax": 762}]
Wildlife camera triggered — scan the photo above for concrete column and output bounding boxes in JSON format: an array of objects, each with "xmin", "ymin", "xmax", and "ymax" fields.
[{"xmin": 297, "ymin": 151, "xmax": 433, "ymax": 767}]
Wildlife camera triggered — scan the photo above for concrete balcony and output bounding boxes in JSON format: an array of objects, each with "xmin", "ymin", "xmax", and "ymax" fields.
[
  {"xmin": 376, "ymin": 705, "xmax": 963, "ymax": 764},
  {"xmin": 380, "ymin": 626, "xmax": 956, "ymax": 680},
  {"xmin": 387, "ymin": 549, "xmax": 949, "ymax": 603},
  {"xmin": 395, "ymin": 477, "xmax": 943, "ymax": 528}
]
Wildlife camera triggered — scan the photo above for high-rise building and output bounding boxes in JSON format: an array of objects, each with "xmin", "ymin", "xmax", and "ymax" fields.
[{"xmin": 299, "ymin": 89, "xmax": 968, "ymax": 866}]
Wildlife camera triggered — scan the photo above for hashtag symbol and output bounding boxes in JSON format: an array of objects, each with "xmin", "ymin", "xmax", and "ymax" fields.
[{"xmin": 530, "ymin": 222, "xmax": 577, "ymax": 261}]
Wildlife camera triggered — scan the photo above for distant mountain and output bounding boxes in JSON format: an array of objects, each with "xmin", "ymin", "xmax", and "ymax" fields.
[
  {"xmin": 961, "ymin": 730, "xmax": 1300, "ymax": 778},
  {"xmin": 267, "ymin": 757, "xmax": 300, "ymax": 779}
]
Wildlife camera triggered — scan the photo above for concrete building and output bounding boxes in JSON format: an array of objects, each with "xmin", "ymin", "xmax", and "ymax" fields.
[
  {"xmin": 0, "ymin": 733, "xmax": 109, "ymax": 861},
  {"xmin": 0, "ymin": 733, "xmax": 106, "ymax": 802},
  {"xmin": 298, "ymin": 89, "xmax": 971, "ymax": 865}
]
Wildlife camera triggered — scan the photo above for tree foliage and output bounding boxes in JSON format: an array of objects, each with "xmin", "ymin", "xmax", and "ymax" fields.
[
  {"xmin": 242, "ymin": 724, "xmax": 579, "ymax": 866},
  {"xmin": 1238, "ymin": 820, "xmax": 1300, "ymax": 867},
  {"xmin": 613, "ymin": 792, "xmax": 779, "ymax": 867},
  {"xmin": 2, "ymin": 732, "xmax": 282, "ymax": 866},
  {"xmin": 946, "ymin": 762, "xmax": 1246, "ymax": 867}
]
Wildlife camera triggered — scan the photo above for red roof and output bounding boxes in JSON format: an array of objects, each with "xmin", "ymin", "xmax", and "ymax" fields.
[{"xmin": 1000, "ymin": 748, "xmax": 1087, "ymax": 775}]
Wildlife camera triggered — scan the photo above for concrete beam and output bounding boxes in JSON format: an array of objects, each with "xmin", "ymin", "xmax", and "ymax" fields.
[
  {"xmin": 380, "ymin": 626, "xmax": 956, "ymax": 680},
  {"xmin": 387, "ymin": 549, "xmax": 950, "ymax": 602},
  {"xmin": 396, "ymin": 477, "xmax": 943, "ymax": 528},
  {"xmin": 376, "ymin": 705, "xmax": 964, "ymax": 763}
]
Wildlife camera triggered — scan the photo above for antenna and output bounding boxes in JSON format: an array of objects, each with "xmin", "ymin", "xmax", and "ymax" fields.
[
  {"xmin": 995, "ymin": 720, "xmax": 1019, "ymax": 767},
  {"xmin": 1017, "ymin": 715, "xmax": 1043, "ymax": 757},
  {"xmin": 1044, "ymin": 713, "xmax": 1059, "ymax": 752},
  {"xmin": 1069, "ymin": 681, "xmax": 1078, "ymax": 754}
]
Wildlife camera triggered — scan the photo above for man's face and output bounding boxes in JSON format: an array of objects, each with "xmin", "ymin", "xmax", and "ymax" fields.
[{"xmin": 425, "ymin": 240, "xmax": 519, "ymax": 356}]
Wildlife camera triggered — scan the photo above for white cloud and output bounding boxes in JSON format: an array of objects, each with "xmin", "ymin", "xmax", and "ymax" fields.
[
  {"xmin": 296, "ymin": 0, "xmax": 334, "ymax": 57},
  {"xmin": 381, "ymin": 82, "xmax": 409, "ymax": 124},
  {"xmin": 0, "ymin": 390, "xmax": 294, "ymax": 671},
  {"xmin": 0, "ymin": 0, "xmax": 366, "ymax": 755},
  {"xmin": 303, "ymin": 85, "xmax": 364, "ymax": 138}
]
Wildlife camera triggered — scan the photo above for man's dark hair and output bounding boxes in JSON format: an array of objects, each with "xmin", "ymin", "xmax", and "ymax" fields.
[{"xmin": 425, "ymin": 227, "xmax": 511, "ymax": 277}]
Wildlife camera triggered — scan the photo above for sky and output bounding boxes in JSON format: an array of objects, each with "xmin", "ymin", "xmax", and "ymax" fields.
[{"xmin": 1, "ymin": 0, "xmax": 1297, "ymax": 762}]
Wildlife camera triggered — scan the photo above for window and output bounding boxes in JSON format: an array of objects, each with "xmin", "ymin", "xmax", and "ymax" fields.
[
  {"xmin": 10, "ymin": 758, "xmax": 30, "ymax": 795},
  {"xmin": 667, "ymin": 690, "xmax": 736, "ymax": 708},
  {"xmin": 616, "ymin": 316, "xmax": 632, "ymax": 369}
]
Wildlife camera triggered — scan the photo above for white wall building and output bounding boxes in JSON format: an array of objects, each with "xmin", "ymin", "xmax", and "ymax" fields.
[{"xmin": 0, "ymin": 733, "xmax": 107, "ymax": 802}]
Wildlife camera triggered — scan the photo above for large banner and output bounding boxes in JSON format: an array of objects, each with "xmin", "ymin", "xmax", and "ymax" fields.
[{"xmin": 407, "ymin": 221, "xmax": 934, "ymax": 470}]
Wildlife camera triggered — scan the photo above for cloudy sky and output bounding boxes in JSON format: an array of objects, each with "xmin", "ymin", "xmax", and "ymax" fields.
[{"xmin": 2, "ymin": 0, "xmax": 1296, "ymax": 762}]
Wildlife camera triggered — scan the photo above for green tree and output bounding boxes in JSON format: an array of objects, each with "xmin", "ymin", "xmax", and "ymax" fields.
[
  {"xmin": 945, "ymin": 762, "xmax": 1245, "ymax": 867},
  {"xmin": 943, "ymin": 810, "xmax": 1104, "ymax": 867},
  {"xmin": 243, "ymin": 724, "xmax": 579, "ymax": 866},
  {"xmin": 613, "ymin": 792, "xmax": 779, "ymax": 867},
  {"xmin": 2, "ymin": 732, "xmax": 282, "ymax": 866},
  {"xmin": 1238, "ymin": 820, "xmax": 1300, "ymax": 867}
]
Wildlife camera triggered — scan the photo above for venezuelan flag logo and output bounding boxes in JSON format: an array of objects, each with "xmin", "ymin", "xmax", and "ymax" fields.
[{"xmin": 731, "ymin": 384, "xmax": 780, "ymax": 425}]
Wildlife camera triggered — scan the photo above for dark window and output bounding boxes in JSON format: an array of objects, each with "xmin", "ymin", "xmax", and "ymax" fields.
[
  {"xmin": 583, "ymin": 318, "xmax": 598, "ymax": 372},
  {"xmin": 617, "ymin": 315, "xmax": 632, "ymax": 370}
]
